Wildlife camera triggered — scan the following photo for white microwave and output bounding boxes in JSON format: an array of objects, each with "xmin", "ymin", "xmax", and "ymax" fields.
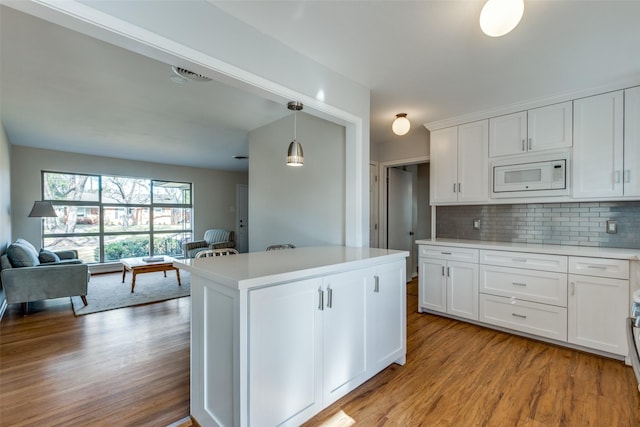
[{"xmin": 492, "ymin": 152, "xmax": 570, "ymax": 198}]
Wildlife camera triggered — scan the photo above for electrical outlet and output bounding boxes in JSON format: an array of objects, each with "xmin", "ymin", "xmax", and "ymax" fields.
[
  {"xmin": 606, "ymin": 220, "xmax": 618, "ymax": 234},
  {"xmin": 473, "ymin": 219, "xmax": 481, "ymax": 230}
]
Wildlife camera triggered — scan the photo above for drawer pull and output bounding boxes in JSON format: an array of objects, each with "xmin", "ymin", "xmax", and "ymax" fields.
[
  {"xmin": 441, "ymin": 252, "xmax": 452, "ymax": 255},
  {"xmin": 512, "ymin": 258, "xmax": 527, "ymax": 263},
  {"xmin": 587, "ymin": 265, "xmax": 607, "ymax": 269},
  {"xmin": 512, "ymin": 313, "xmax": 527, "ymax": 319},
  {"xmin": 512, "ymin": 282, "xmax": 527, "ymax": 287}
]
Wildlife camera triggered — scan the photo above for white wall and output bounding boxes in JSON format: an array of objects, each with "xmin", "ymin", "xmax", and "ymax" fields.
[
  {"xmin": 0, "ymin": 124, "xmax": 12, "ymax": 312},
  {"xmin": 374, "ymin": 126, "xmax": 430, "ymax": 163},
  {"xmin": 9, "ymin": 0, "xmax": 371, "ymax": 247},
  {"xmin": 249, "ymin": 113, "xmax": 345, "ymax": 251},
  {"xmin": 10, "ymin": 146, "xmax": 247, "ymax": 247}
]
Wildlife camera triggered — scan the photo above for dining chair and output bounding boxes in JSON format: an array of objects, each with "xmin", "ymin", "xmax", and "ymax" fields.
[{"xmin": 195, "ymin": 248, "xmax": 240, "ymax": 257}]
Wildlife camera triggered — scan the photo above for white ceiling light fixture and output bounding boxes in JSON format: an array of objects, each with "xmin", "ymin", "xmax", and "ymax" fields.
[
  {"xmin": 392, "ymin": 113, "xmax": 410, "ymax": 136},
  {"xmin": 286, "ymin": 101, "xmax": 304, "ymax": 167},
  {"xmin": 480, "ymin": 0, "xmax": 525, "ymax": 37}
]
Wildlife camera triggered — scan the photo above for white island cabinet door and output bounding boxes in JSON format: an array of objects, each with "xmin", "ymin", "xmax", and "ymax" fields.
[
  {"xmin": 249, "ymin": 278, "xmax": 323, "ymax": 427},
  {"xmin": 368, "ymin": 261, "xmax": 407, "ymax": 374},
  {"xmin": 322, "ymin": 269, "xmax": 368, "ymax": 405}
]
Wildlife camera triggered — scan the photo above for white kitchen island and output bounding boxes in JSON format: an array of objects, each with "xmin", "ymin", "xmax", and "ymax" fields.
[{"xmin": 174, "ymin": 246, "xmax": 409, "ymax": 427}]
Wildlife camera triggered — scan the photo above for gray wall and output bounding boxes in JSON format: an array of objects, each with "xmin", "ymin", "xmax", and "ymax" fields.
[
  {"xmin": 249, "ymin": 113, "xmax": 345, "ymax": 251},
  {"xmin": 0, "ymin": 124, "xmax": 11, "ymax": 312},
  {"xmin": 437, "ymin": 202, "xmax": 640, "ymax": 248},
  {"xmin": 10, "ymin": 146, "xmax": 247, "ymax": 248}
]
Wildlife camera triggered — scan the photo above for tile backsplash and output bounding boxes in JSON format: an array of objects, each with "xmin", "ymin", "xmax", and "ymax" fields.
[{"xmin": 436, "ymin": 202, "xmax": 640, "ymax": 249}]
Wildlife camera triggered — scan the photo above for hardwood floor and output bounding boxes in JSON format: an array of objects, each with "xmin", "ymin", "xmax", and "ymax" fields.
[
  {"xmin": 1, "ymin": 279, "xmax": 638, "ymax": 426},
  {"xmin": 0, "ymin": 296, "xmax": 190, "ymax": 426},
  {"xmin": 304, "ymin": 280, "xmax": 640, "ymax": 426}
]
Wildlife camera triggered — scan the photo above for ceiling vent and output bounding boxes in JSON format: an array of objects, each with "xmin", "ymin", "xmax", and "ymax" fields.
[{"xmin": 171, "ymin": 66, "xmax": 212, "ymax": 82}]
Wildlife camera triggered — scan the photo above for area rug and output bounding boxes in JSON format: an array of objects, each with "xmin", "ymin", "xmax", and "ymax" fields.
[{"xmin": 71, "ymin": 270, "xmax": 190, "ymax": 315}]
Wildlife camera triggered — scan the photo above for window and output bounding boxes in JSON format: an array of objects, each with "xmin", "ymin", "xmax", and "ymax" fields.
[{"xmin": 41, "ymin": 172, "xmax": 192, "ymax": 263}]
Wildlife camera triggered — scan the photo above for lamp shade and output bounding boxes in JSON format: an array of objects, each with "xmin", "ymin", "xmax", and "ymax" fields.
[
  {"xmin": 480, "ymin": 0, "xmax": 524, "ymax": 37},
  {"xmin": 287, "ymin": 140, "xmax": 304, "ymax": 166},
  {"xmin": 28, "ymin": 201, "xmax": 58, "ymax": 217},
  {"xmin": 392, "ymin": 113, "xmax": 411, "ymax": 136}
]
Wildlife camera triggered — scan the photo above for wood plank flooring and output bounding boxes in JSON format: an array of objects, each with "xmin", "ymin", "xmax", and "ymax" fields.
[
  {"xmin": 1, "ymin": 279, "xmax": 639, "ymax": 426},
  {"xmin": 0, "ymin": 295, "xmax": 190, "ymax": 426}
]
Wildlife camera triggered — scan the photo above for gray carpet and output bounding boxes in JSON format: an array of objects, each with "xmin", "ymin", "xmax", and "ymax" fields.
[{"xmin": 71, "ymin": 269, "xmax": 190, "ymax": 315}]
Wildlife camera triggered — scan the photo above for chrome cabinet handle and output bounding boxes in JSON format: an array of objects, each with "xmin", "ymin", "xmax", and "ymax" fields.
[
  {"xmin": 327, "ymin": 286, "xmax": 333, "ymax": 308},
  {"xmin": 374, "ymin": 276, "xmax": 380, "ymax": 293},
  {"xmin": 318, "ymin": 288, "xmax": 324, "ymax": 310},
  {"xmin": 441, "ymin": 252, "xmax": 452, "ymax": 255},
  {"xmin": 441, "ymin": 266, "xmax": 445, "ymax": 276},
  {"xmin": 625, "ymin": 169, "xmax": 631, "ymax": 183},
  {"xmin": 528, "ymin": 138, "xmax": 532, "ymax": 150},
  {"xmin": 570, "ymin": 282, "xmax": 575, "ymax": 296},
  {"xmin": 522, "ymin": 139, "xmax": 526, "ymax": 151},
  {"xmin": 512, "ymin": 313, "xmax": 527, "ymax": 319},
  {"xmin": 453, "ymin": 183, "xmax": 456, "ymax": 193},
  {"xmin": 615, "ymin": 170, "xmax": 621, "ymax": 184},
  {"xmin": 447, "ymin": 267, "xmax": 450, "ymax": 277},
  {"xmin": 458, "ymin": 182, "xmax": 461, "ymax": 193},
  {"xmin": 587, "ymin": 265, "xmax": 607, "ymax": 269},
  {"xmin": 512, "ymin": 258, "xmax": 527, "ymax": 263},
  {"xmin": 512, "ymin": 282, "xmax": 527, "ymax": 287}
]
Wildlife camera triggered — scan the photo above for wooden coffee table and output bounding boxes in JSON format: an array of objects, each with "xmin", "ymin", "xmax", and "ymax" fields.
[{"xmin": 120, "ymin": 256, "xmax": 181, "ymax": 293}]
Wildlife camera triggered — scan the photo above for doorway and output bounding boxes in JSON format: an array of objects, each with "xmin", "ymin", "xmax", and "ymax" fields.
[
  {"xmin": 236, "ymin": 184, "xmax": 248, "ymax": 253},
  {"xmin": 379, "ymin": 157, "xmax": 430, "ymax": 280}
]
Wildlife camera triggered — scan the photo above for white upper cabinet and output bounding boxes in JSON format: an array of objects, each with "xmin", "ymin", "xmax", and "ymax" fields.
[
  {"xmin": 431, "ymin": 120, "xmax": 488, "ymax": 204},
  {"xmin": 489, "ymin": 111, "xmax": 527, "ymax": 157},
  {"xmin": 489, "ymin": 102, "xmax": 572, "ymax": 157},
  {"xmin": 573, "ymin": 91, "xmax": 624, "ymax": 198},
  {"xmin": 624, "ymin": 86, "xmax": 640, "ymax": 197}
]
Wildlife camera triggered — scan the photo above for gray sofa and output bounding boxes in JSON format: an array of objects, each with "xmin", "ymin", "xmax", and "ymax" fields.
[
  {"xmin": 183, "ymin": 229, "xmax": 236, "ymax": 258},
  {"xmin": 0, "ymin": 239, "xmax": 89, "ymax": 314}
]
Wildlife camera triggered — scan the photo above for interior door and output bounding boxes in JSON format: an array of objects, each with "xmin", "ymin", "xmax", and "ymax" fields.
[
  {"xmin": 236, "ymin": 184, "xmax": 248, "ymax": 253},
  {"xmin": 387, "ymin": 167, "xmax": 413, "ymax": 278}
]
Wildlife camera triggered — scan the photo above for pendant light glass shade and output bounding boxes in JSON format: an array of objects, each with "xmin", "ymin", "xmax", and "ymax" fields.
[
  {"xmin": 286, "ymin": 101, "xmax": 304, "ymax": 166},
  {"xmin": 28, "ymin": 200, "xmax": 57, "ymax": 217},
  {"xmin": 392, "ymin": 113, "xmax": 410, "ymax": 136},
  {"xmin": 480, "ymin": 0, "xmax": 524, "ymax": 37}
]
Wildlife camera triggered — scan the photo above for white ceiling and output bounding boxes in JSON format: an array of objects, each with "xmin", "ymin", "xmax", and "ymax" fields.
[{"xmin": 2, "ymin": 1, "xmax": 640, "ymax": 170}]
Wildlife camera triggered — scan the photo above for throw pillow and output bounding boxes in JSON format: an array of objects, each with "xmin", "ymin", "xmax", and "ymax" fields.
[
  {"xmin": 6, "ymin": 241, "xmax": 40, "ymax": 267},
  {"xmin": 39, "ymin": 249, "xmax": 61, "ymax": 263}
]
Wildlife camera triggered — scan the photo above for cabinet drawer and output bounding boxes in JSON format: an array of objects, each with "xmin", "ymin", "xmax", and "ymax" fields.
[
  {"xmin": 568, "ymin": 256, "xmax": 629, "ymax": 280},
  {"xmin": 480, "ymin": 250, "xmax": 567, "ymax": 273},
  {"xmin": 480, "ymin": 265, "xmax": 567, "ymax": 307},
  {"xmin": 479, "ymin": 294, "xmax": 567, "ymax": 341},
  {"xmin": 419, "ymin": 245, "xmax": 478, "ymax": 263}
]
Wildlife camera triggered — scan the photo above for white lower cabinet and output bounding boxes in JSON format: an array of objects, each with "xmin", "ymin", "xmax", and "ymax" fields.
[
  {"xmin": 568, "ymin": 257, "xmax": 629, "ymax": 356},
  {"xmin": 419, "ymin": 246, "xmax": 479, "ymax": 321},
  {"xmin": 367, "ymin": 261, "xmax": 407, "ymax": 373},
  {"xmin": 248, "ymin": 262, "xmax": 406, "ymax": 426},
  {"xmin": 479, "ymin": 294, "xmax": 567, "ymax": 341}
]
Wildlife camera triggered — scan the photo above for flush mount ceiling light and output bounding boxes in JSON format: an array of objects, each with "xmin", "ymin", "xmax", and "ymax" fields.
[
  {"xmin": 392, "ymin": 113, "xmax": 410, "ymax": 136},
  {"xmin": 170, "ymin": 66, "xmax": 212, "ymax": 82},
  {"xmin": 286, "ymin": 101, "xmax": 304, "ymax": 167},
  {"xmin": 480, "ymin": 0, "xmax": 525, "ymax": 37}
]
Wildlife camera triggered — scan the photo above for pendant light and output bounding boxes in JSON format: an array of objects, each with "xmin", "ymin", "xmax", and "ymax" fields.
[
  {"xmin": 480, "ymin": 0, "xmax": 524, "ymax": 37},
  {"xmin": 287, "ymin": 101, "xmax": 304, "ymax": 167},
  {"xmin": 392, "ymin": 113, "xmax": 410, "ymax": 136}
]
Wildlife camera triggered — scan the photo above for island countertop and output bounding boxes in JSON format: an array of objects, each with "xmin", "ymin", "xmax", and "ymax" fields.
[{"xmin": 174, "ymin": 246, "xmax": 409, "ymax": 290}]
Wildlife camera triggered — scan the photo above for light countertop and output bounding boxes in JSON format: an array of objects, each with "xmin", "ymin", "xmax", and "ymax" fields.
[
  {"xmin": 174, "ymin": 246, "xmax": 409, "ymax": 290},
  {"xmin": 415, "ymin": 238, "xmax": 640, "ymax": 260}
]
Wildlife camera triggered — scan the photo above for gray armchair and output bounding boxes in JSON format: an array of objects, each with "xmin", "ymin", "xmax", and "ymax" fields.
[
  {"xmin": 0, "ymin": 239, "xmax": 89, "ymax": 314},
  {"xmin": 183, "ymin": 229, "xmax": 236, "ymax": 258}
]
